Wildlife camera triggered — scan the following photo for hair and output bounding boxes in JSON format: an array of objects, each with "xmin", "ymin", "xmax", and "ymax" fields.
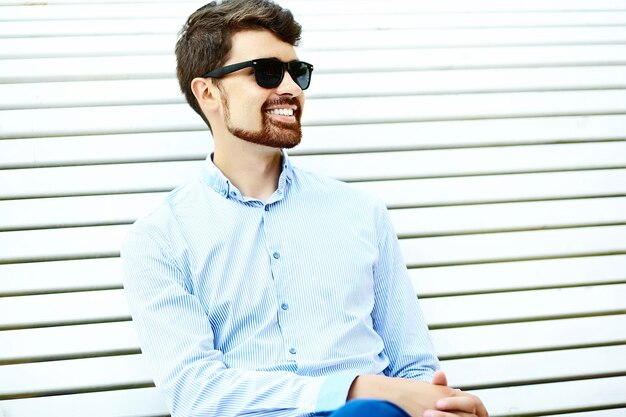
[{"xmin": 175, "ymin": 0, "xmax": 302, "ymax": 130}]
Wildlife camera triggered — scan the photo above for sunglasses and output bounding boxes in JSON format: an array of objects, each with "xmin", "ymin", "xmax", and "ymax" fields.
[{"xmin": 203, "ymin": 58, "xmax": 314, "ymax": 90}]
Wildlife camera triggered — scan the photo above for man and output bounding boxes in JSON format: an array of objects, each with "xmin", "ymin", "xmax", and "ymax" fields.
[{"xmin": 122, "ymin": 1, "xmax": 488, "ymax": 417}]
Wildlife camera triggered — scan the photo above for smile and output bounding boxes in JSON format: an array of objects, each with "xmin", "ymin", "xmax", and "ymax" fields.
[{"xmin": 266, "ymin": 108, "xmax": 295, "ymax": 117}]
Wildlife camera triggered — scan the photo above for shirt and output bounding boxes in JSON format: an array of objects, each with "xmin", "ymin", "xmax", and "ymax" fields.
[{"xmin": 122, "ymin": 152, "xmax": 439, "ymax": 417}]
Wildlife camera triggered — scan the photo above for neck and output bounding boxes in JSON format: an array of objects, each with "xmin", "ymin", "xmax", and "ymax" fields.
[{"xmin": 213, "ymin": 137, "xmax": 283, "ymax": 202}]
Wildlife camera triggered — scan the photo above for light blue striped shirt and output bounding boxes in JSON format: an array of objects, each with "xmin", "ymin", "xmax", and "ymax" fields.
[{"xmin": 122, "ymin": 152, "xmax": 439, "ymax": 417}]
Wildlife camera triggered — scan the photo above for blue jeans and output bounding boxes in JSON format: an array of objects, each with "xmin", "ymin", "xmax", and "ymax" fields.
[{"xmin": 324, "ymin": 399, "xmax": 411, "ymax": 417}]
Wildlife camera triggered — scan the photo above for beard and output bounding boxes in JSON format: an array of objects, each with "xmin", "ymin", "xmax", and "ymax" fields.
[{"xmin": 221, "ymin": 93, "xmax": 302, "ymax": 149}]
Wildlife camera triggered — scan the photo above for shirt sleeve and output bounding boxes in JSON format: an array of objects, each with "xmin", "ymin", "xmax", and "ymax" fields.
[
  {"xmin": 371, "ymin": 201, "xmax": 440, "ymax": 381},
  {"xmin": 122, "ymin": 220, "xmax": 334, "ymax": 417}
]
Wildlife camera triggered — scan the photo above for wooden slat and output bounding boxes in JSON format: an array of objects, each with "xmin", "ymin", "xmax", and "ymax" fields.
[
  {"xmin": 2, "ymin": 142, "xmax": 626, "ymax": 200},
  {"xmin": 0, "ymin": 387, "xmax": 169, "ymax": 417},
  {"xmin": 470, "ymin": 376, "xmax": 626, "ymax": 416},
  {"xmin": 1, "ymin": 345, "xmax": 623, "ymax": 398},
  {"xmin": 1, "ymin": 382, "xmax": 624, "ymax": 417},
  {"xmin": 392, "ymin": 197, "xmax": 626, "ymax": 238},
  {"xmin": 432, "ymin": 314, "xmax": 626, "ymax": 358},
  {"xmin": 355, "ymin": 169, "xmax": 626, "ymax": 209},
  {"xmin": 2, "ymin": 283, "xmax": 624, "ymax": 330},
  {"xmin": 3, "ymin": 114, "xmax": 626, "ymax": 169},
  {"xmin": 3, "ymin": 66, "xmax": 626, "ymax": 110},
  {"xmin": 2, "ymin": 192, "xmax": 625, "ymax": 235},
  {"xmin": 547, "ymin": 409, "xmax": 626, "ymax": 417},
  {"xmin": 411, "ymin": 255, "xmax": 626, "ymax": 296},
  {"xmin": 441, "ymin": 345, "xmax": 626, "ymax": 389},
  {"xmin": 2, "ymin": 1, "xmax": 625, "ymax": 20},
  {"xmin": 3, "ymin": 90, "xmax": 626, "ymax": 139},
  {"xmin": 1, "ymin": 220, "xmax": 626, "ymax": 265},
  {"xmin": 3, "ymin": 314, "xmax": 624, "ymax": 364},
  {"xmin": 401, "ymin": 225, "xmax": 626, "ymax": 268},
  {"xmin": 0, "ymin": 322, "xmax": 139, "ymax": 364},
  {"xmin": 5, "ymin": 45, "xmax": 626, "ymax": 84},
  {"xmin": 0, "ymin": 354, "xmax": 153, "ymax": 398},
  {"xmin": 0, "ymin": 289, "xmax": 128, "ymax": 330},
  {"xmin": 3, "ymin": 253, "xmax": 624, "ymax": 298},
  {"xmin": 3, "ymin": 12, "xmax": 626, "ymax": 38},
  {"xmin": 0, "ymin": 258, "xmax": 122, "ymax": 296},
  {"xmin": 3, "ymin": 27, "xmax": 626, "ymax": 59},
  {"xmin": 421, "ymin": 284, "xmax": 626, "ymax": 328},
  {"xmin": 0, "ymin": 225, "xmax": 127, "ymax": 264}
]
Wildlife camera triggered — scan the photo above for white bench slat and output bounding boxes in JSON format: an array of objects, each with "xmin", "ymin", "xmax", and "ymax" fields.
[
  {"xmin": 421, "ymin": 284, "xmax": 626, "ymax": 328},
  {"xmin": 0, "ymin": 225, "xmax": 127, "ymax": 264},
  {"xmin": 2, "ymin": 219, "xmax": 626, "ymax": 265},
  {"xmin": 3, "ymin": 114, "xmax": 626, "ymax": 169},
  {"xmin": 0, "ymin": 258, "xmax": 121, "ymax": 296},
  {"xmin": 2, "ymin": 142, "xmax": 626, "ymax": 199},
  {"xmin": 2, "ymin": 1, "xmax": 625, "ymax": 20},
  {"xmin": 0, "ymin": 354, "xmax": 152, "ymax": 398},
  {"xmin": 2, "ymin": 283, "xmax": 623, "ymax": 330},
  {"xmin": 401, "ymin": 225, "xmax": 626, "ymax": 268},
  {"xmin": 3, "ymin": 27, "xmax": 626, "ymax": 59},
  {"xmin": 392, "ymin": 197, "xmax": 626, "ymax": 238},
  {"xmin": 2, "ymin": 345, "xmax": 623, "ymax": 398},
  {"xmin": 355, "ymin": 169, "xmax": 626, "ymax": 209},
  {"xmin": 3, "ymin": 253, "xmax": 624, "ymax": 298},
  {"xmin": 0, "ymin": 322, "xmax": 139, "ymax": 363},
  {"xmin": 1, "ymin": 381, "xmax": 624, "ymax": 417},
  {"xmin": 0, "ymin": 289, "xmax": 128, "ymax": 330},
  {"xmin": 3, "ymin": 12, "xmax": 626, "ymax": 38},
  {"xmin": 4, "ymin": 45, "xmax": 626, "ymax": 83},
  {"xmin": 4, "ymin": 66, "xmax": 626, "ymax": 111},
  {"xmin": 546, "ymin": 409, "xmax": 626, "ymax": 417},
  {"xmin": 2, "ymin": 314, "xmax": 623, "ymax": 364},
  {"xmin": 0, "ymin": 387, "xmax": 168, "ymax": 417},
  {"xmin": 443, "ymin": 345, "xmax": 626, "ymax": 389},
  {"xmin": 431, "ymin": 314, "xmax": 626, "ymax": 358},
  {"xmin": 411, "ymin": 255, "xmax": 626, "ymax": 296},
  {"xmin": 471, "ymin": 376, "xmax": 626, "ymax": 416},
  {"xmin": 3, "ymin": 90, "xmax": 626, "ymax": 139},
  {"xmin": 2, "ymin": 191, "xmax": 625, "ymax": 236},
  {"xmin": 2, "ymin": 165, "xmax": 625, "ymax": 209}
]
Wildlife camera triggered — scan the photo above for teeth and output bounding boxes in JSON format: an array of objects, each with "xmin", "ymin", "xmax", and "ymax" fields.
[{"xmin": 267, "ymin": 108, "xmax": 294, "ymax": 116}]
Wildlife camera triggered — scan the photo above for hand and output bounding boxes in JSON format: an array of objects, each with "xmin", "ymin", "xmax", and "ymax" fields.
[
  {"xmin": 424, "ymin": 371, "xmax": 488, "ymax": 417},
  {"xmin": 347, "ymin": 374, "xmax": 458, "ymax": 417}
]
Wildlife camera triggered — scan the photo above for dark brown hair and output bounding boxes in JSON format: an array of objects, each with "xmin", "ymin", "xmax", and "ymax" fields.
[{"xmin": 175, "ymin": 0, "xmax": 302, "ymax": 129}]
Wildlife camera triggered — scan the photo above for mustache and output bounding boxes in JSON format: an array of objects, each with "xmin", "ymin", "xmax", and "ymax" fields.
[{"xmin": 262, "ymin": 97, "xmax": 300, "ymax": 112}]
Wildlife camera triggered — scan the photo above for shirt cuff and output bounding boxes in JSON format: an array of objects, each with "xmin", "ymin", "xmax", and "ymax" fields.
[{"xmin": 315, "ymin": 374, "xmax": 358, "ymax": 413}]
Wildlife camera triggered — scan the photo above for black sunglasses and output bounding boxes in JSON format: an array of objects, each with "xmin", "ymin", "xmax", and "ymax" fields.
[{"xmin": 203, "ymin": 58, "xmax": 314, "ymax": 90}]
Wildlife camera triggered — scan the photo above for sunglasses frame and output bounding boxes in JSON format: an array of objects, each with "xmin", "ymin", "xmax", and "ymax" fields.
[{"xmin": 202, "ymin": 58, "xmax": 314, "ymax": 90}]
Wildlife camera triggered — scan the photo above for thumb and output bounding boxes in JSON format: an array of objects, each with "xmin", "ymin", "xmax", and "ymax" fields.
[{"xmin": 432, "ymin": 370, "xmax": 448, "ymax": 386}]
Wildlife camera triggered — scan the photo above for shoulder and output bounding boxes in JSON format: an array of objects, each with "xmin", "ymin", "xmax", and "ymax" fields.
[
  {"xmin": 129, "ymin": 178, "xmax": 207, "ymax": 238},
  {"xmin": 292, "ymin": 165, "xmax": 385, "ymax": 209}
]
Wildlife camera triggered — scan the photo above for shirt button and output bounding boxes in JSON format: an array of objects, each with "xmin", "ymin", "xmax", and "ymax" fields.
[
  {"xmin": 273, "ymin": 252, "xmax": 280, "ymax": 259},
  {"xmin": 289, "ymin": 348, "xmax": 297, "ymax": 355},
  {"xmin": 281, "ymin": 303, "xmax": 289, "ymax": 310},
  {"xmin": 264, "ymin": 206, "xmax": 270, "ymax": 211},
  {"xmin": 229, "ymin": 191, "xmax": 236, "ymax": 198}
]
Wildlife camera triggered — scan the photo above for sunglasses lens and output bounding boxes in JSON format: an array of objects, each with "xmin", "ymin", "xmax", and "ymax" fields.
[
  {"xmin": 255, "ymin": 60, "xmax": 284, "ymax": 88},
  {"xmin": 289, "ymin": 62, "xmax": 311, "ymax": 90}
]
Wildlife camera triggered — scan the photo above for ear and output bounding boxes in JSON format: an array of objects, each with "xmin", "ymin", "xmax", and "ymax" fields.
[{"xmin": 191, "ymin": 77, "xmax": 221, "ymax": 112}]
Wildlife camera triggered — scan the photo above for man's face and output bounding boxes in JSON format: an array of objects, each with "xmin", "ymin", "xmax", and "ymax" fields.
[{"xmin": 214, "ymin": 29, "xmax": 305, "ymax": 149}]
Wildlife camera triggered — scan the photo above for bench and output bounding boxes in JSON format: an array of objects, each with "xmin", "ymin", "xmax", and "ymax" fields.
[{"xmin": 1, "ymin": 1, "xmax": 626, "ymax": 416}]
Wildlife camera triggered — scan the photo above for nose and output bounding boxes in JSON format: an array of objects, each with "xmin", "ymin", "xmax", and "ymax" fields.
[{"xmin": 276, "ymin": 71, "xmax": 303, "ymax": 97}]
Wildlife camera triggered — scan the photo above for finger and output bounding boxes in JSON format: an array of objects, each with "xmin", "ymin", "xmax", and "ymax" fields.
[
  {"xmin": 423, "ymin": 409, "xmax": 476, "ymax": 417},
  {"xmin": 431, "ymin": 370, "xmax": 448, "ymax": 386},
  {"xmin": 435, "ymin": 396, "xmax": 476, "ymax": 413},
  {"xmin": 449, "ymin": 392, "xmax": 489, "ymax": 417}
]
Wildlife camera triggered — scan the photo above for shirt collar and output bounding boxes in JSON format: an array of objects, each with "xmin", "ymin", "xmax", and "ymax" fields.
[{"xmin": 202, "ymin": 150, "xmax": 294, "ymax": 202}]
